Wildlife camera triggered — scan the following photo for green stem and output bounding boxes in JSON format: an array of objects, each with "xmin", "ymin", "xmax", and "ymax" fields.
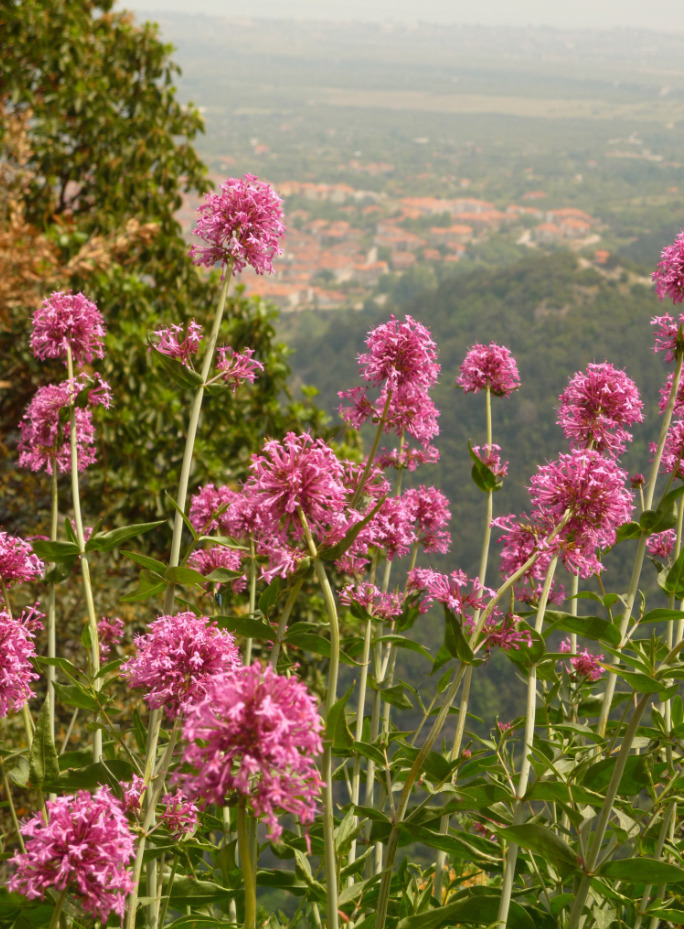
[
  {"xmin": 348, "ymin": 613, "xmax": 374, "ymax": 873},
  {"xmin": 158, "ymin": 851, "xmax": 180, "ymax": 929},
  {"xmin": 163, "ymin": 267, "xmax": 232, "ymax": 615},
  {"xmin": 496, "ymin": 555, "xmax": 558, "ymax": 928},
  {"xmin": 349, "ymin": 389, "xmax": 393, "ymax": 511},
  {"xmin": 47, "ymin": 461, "xmax": 58, "ymax": 744},
  {"xmin": 633, "ymin": 802, "xmax": 675, "ymax": 929},
  {"xmin": 67, "ymin": 347, "xmax": 102, "ymax": 761},
  {"xmin": 1, "ymin": 759, "xmax": 26, "ymax": 853},
  {"xmin": 48, "ymin": 888, "xmax": 67, "ymax": 929},
  {"xmin": 299, "ymin": 509, "xmax": 340, "ymax": 929},
  {"xmin": 244, "ymin": 537, "xmax": 257, "ymax": 665},
  {"xmin": 269, "ymin": 578, "xmax": 304, "ymax": 668},
  {"xmin": 238, "ymin": 801, "xmax": 257, "ymax": 929}
]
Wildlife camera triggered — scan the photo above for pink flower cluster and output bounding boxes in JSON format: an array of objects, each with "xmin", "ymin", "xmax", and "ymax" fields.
[
  {"xmin": 178, "ymin": 663, "xmax": 323, "ymax": 841},
  {"xmin": 655, "ymin": 419, "xmax": 684, "ymax": 480},
  {"xmin": 0, "ymin": 531, "xmax": 44, "ymax": 587},
  {"xmin": 494, "ymin": 514, "xmax": 566, "ymax": 605},
  {"xmin": 557, "ymin": 362, "xmax": 643, "ymax": 457},
  {"xmin": 0, "ymin": 606, "xmax": 44, "ymax": 718},
  {"xmin": 30, "ymin": 291, "xmax": 106, "ymax": 366},
  {"xmin": 98, "ymin": 615, "xmax": 124, "ymax": 658},
  {"xmin": 652, "ymin": 231, "xmax": 684, "ymax": 305},
  {"xmin": 404, "ymin": 486, "xmax": 452, "ymax": 554},
  {"xmin": 18, "ymin": 375, "xmax": 111, "ymax": 474},
  {"xmin": 559, "ymin": 638, "xmax": 604, "ymax": 681},
  {"xmin": 215, "ymin": 346, "xmax": 264, "ymax": 391},
  {"xmin": 9, "ymin": 787, "xmax": 134, "ymax": 922},
  {"xmin": 159, "ymin": 791, "xmax": 199, "ymax": 838},
  {"xmin": 120, "ymin": 612, "xmax": 241, "ymax": 718},
  {"xmin": 652, "ymin": 313, "xmax": 684, "ymax": 363},
  {"xmin": 457, "ymin": 342, "xmax": 520, "ymax": 398},
  {"xmin": 152, "ymin": 320, "xmax": 203, "ymax": 366},
  {"xmin": 529, "ymin": 450, "xmax": 633, "ymax": 577},
  {"xmin": 471, "ymin": 444, "xmax": 509, "ymax": 481},
  {"xmin": 339, "ymin": 583, "xmax": 404, "ymax": 621},
  {"xmin": 188, "ymin": 546, "xmax": 246, "ymax": 594},
  {"xmin": 647, "ymin": 529, "xmax": 677, "ymax": 562},
  {"xmin": 408, "ymin": 568, "xmax": 491, "ymax": 617},
  {"xmin": 189, "ymin": 174, "xmax": 285, "ymax": 276},
  {"xmin": 480, "ymin": 614, "xmax": 532, "ymax": 655}
]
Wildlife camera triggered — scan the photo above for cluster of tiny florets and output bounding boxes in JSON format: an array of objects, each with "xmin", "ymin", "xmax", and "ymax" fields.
[
  {"xmin": 0, "ymin": 532, "xmax": 44, "ymax": 587},
  {"xmin": 339, "ymin": 583, "xmax": 404, "ymax": 621},
  {"xmin": 8, "ymin": 787, "xmax": 134, "ymax": 922},
  {"xmin": 30, "ymin": 291, "xmax": 106, "ymax": 366},
  {"xmin": 652, "ymin": 231, "xmax": 684, "ymax": 305},
  {"xmin": 647, "ymin": 529, "xmax": 677, "ymax": 561},
  {"xmin": 120, "ymin": 612, "xmax": 241, "ymax": 718},
  {"xmin": 152, "ymin": 320, "xmax": 203, "ymax": 366},
  {"xmin": 652, "ymin": 313, "xmax": 684, "ymax": 363},
  {"xmin": 456, "ymin": 342, "xmax": 521, "ymax": 398},
  {"xmin": 189, "ymin": 174, "xmax": 285, "ymax": 276},
  {"xmin": 178, "ymin": 663, "xmax": 323, "ymax": 841},
  {"xmin": 0, "ymin": 606, "xmax": 44, "ymax": 718}
]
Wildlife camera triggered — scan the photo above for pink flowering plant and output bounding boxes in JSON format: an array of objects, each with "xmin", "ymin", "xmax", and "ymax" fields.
[{"xmin": 7, "ymin": 197, "xmax": 684, "ymax": 929}]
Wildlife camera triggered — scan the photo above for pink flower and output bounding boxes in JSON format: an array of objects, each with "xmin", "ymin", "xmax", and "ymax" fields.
[
  {"xmin": 0, "ymin": 606, "xmax": 43, "ymax": 718},
  {"xmin": 456, "ymin": 342, "xmax": 520, "ymax": 398},
  {"xmin": 470, "ymin": 444, "xmax": 509, "ymax": 481},
  {"xmin": 407, "ymin": 568, "xmax": 491, "ymax": 617},
  {"xmin": 0, "ymin": 532, "xmax": 44, "ymax": 587},
  {"xmin": 557, "ymin": 362, "xmax": 643, "ymax": 457},
  {"xmin": 189, "ymin": 174, "xmax": 285, "ymax": 276},
  {"xmin": 494, "ymin": 514, "xmax": 566, "ymax": 605},
  {"xmin": 631, "ymin": 473, "xmax": 645, "ymax": 488},
  {"xmin": 338, "ymin": 583, "xmax": 404, "ymax": 621},
  {"xmin": 356, "ymin": 315, "xmax": 440, "ymax": 392},
  {"xmin": 122, "ymin": 774, "xmax": 146, "ymax": 813},
  {"xmin": 570, "ymin": 648, "xmax": 604, "ymax": 681},
  {"xmin": 655, "ymin": 419, "xmax": 684, "ymax": 480},
  {"xmin": 365, "ymin": 495, "xmax": 418, "ymax": 561},
  {"xmin": 247, "ymin": 433, "xmax": 347, "ymax": 540},
  {"xmin": 17, "ymin": 377, "xmax": 110, "ymax": 474},
  {"xmin": 652, "ymin": 313, "xmax": 684, "ymax": 363},
  {"xmin": 528, "ymin": 450, "xmax": 633, "ymax": 576},
  {"xmin": 120, "ymin": 612, "xmax": 241, "ymax": 719},
  {"xmin": 189, "ymin": 483, "xmax": 241, "ymax": 535},
  {"xmin": 188, "ymin": 547, "xmax": 246, "ymax": 594},
  {"xmin": 8, "ymin": 787, "xmax": 134, "ymax": 922},
  {"xmin": 30, "ymin": 291, "xmax": 106, "ymax": 366},
  {"xmin": 404, "ymin": 486, "xmax": 451, "ymax": 554},
  {"xmin": 178, "ymin": 663, "xmax": 323, "ymax": 841},
  {"xmin": 339, "ymin": 383, "xmax": 440, "ymax": 448},
  {"xmin": 647, "ymin": 529, "xmax": 677, "ymax": 561},
  {"xmin": 497, "ymin": 720, "xmax": 512, "ymax": 734},
  {"xmin": 152, "ymin": 320, "xmax": 203, "ymax": 366},
  {"xmin": 658, "ymin": 372, "xmax": 684, "ymax": 416},
  {"xmin": 652, "ymin": 231, "xmax": 684, "ymax": 305},
  {"xmin": 376, "ymin": 445, "xmax": 440, "ymax": 471},
  {"xmin": 159, "ymin": 791, "xmax": 199, "ymax": 837},
  {"xmin": 215, "ymin": 346, "xmax": 264, "ymax": 391},
  {"xmin": 558, "ymin": 637, "xmax": 573, "ymax": 653},
  {"xmin": 481, "ymin": 614, "xmax": 532, "ymax": 655},
  {"xmin": 98, "ymin": 616, "xmax": 124, "ymax": 658}
]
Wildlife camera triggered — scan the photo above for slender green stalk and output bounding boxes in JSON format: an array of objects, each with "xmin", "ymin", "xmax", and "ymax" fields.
[
  {"xmin": 157, "ymin": 851, "xmax": 181, "ymax": 929},
  {"xmin": 496, "ymin": 555, "xmax": 559, "ymax": 928},
  {"xmin": 299, "ymin": 509, "xmax": 340, "ymax": 929},
  {"xmin": 598, "ymin": 349, "xmax": 684, "ymax": 737},
  {"xmin": 347, "ymin": 613, "xmax": 374, "ymax": 873},
  {"xmin": 349, "ymin": 389, "xmax": 393, "ymax": 511},
  {"xmin": 1, "ymin": 759, "xmax": 26, "ymax": 852},
  {"xmin": 47, "ymin": 461, "xmax": 59, "ymax": 743},
  {"xmin": 244, "ymin": 537, "xmax": 257, "ymax": 665},
  {"xmin": 237, "ymin": 801, "xmax": 257, "ymax": 929},
  {"xmin": 269, "ymin": 578, "xmax": 304, "ymax": 668},
  {"xmin": 163, "ymin": 267, "xmax": 233, "ymax": 615},
  {"xmin": 48, "ymin": 888, "xmax": 68, "ymax": 929},
  {"xmin": 67, "ymin": 347, "xmax": 102, "ymax": 761},
  {"xmin": 632, "ymin": 802, "xmax": 675, "ymax": 929}
]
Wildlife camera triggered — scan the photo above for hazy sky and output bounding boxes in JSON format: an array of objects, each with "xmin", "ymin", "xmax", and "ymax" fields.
[{"xmin": 125, "ymin": 0, "xmax": 684, "ymax": 33}]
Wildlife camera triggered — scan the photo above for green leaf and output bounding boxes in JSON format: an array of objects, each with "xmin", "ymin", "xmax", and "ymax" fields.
[
  {"xmin": 51, "ymin": 759, "xmax": 133, "ymax": 791},
  {"xmin": 607, "ymin": 666, "xmax": 667, "ymax": 694},
  {"xmin": 28, "ymin": 698, "xmax": 60, "ymax": 788},
  {"xmin": 85, "ymin": 520, "xmax": 166, "ymax": 552},
  {"xmin": 599, "ymin": 857, "xmax": 684, "ymax": 883},
  {"xmin": 52, "ymin": 680, "xmax": 99, "ymax": 711},
  {"xmin": 165, "ymin": 565, "xmax": 207, "ymax": 586},
  {"xmin": 584, "ymin": 754, "xmax": 652, "ymax": 796},
  {"xmin": 64, "ymin": 517, "xmax": 78, "ymax": 543},
  {"xmin": 505, "ymin": 621, "xmax": 545, "ymax": 669},
  {"xmin": 258, "ymin": 576, "xmax": 282, "ymax": 616},
  {"xmin": 326, "ymin": 683, "xmax": 355, "ymax": 751},
  {"xmin": 352, "ymin": 740, "xmax": 386, "ymax": 766},
  {"xmin": 214, "ymin": 614, "xmax": 276, "ymax": 640},
  {"xmin": 664, "ymin": 549, "xmax": 684, "ymax": 598},
  {"xmin": 443, "ymin": 606, "xmax": 477, "ymax": 664},
  {"xmin": 375, "ymin": 634, "xmax": 431, "ymax": 661},
  {"xmin": 121, "ymin": 568, "xmax": 166, "ymax": 603},
  {"xmin": 164, "ymin": 915, "xmax": 238, "ymax": 928},
  {"xmin": 502, "ymin": 823, "xmax": 578, "ymax": 871},
  {"xmin": 120, "ymin": 549, "xmax": 167, "ymax": 575},
  {"xmin": 640, "ymin": 608, "xmax": 684, "ymax": 625},
  {"xmin": 31, "ymin": 539, "xmax": 81, "ymax": 563},
  {"xmin": 468, "ymin": 440, "xmax": 503, "ymax": 493},
  {"xmin": 153, "ymin": 347, "xmax": 205, "ymax": 389},
  {"xmin": 169, "ymin": 875, "xmax": 233, "ymax": 906},
  {"xmin": 379, "ymin": 683, "xmax": 414, "ymax": 709},
  {"xmin": 33, "ymin": 655, "xmax": 82, "ymax": 680},
  {"xmin": 335, "ymin": 807, "xmax": 362, "ymax": 855},
  {"xmin": 396, "ymin": 892, "xmax": 536, "ymax": 929},
  {"xmin": 615, "ymin": 520, "xmax": 642, "ymax": 543},
  {"xmin": 544, "ymin": 611, "xmax": 621, "ymax": 647},
  {"xmin": 285, "ymin": 631, "xmax": 332, "ymax": 657},
  {"xmin": 644, "ymin": 908, "xmax": 684, "ymax": 924}
]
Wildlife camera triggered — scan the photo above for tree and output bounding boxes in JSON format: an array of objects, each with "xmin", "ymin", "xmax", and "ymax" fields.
[{"xmin": 0, "ymin": 0, "xmax": 327, "ymax": 537}]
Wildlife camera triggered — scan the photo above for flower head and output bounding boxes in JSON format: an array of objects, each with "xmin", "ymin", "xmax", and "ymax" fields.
[
  {"xmin": 493, "ymin": 514, "xmax": 565, "ymax": 604},
  {"xmin": 407, "ymin": 568, "xmax": 491, "ymax": 617},
  {"xmin": 215, "ymin": 346, "xmax": 264, "ymax": 391},
  {"xmin": 188, "ymin": 546, "xmax": 246, "ymax": 594},
  {"xmin": 652, "ymin": 313, "xmax": 684, "ymax": 363},
  {"xmin": 470, "ymin": 444, "xmax": 509, "ymax": 481},
  {"xmin": 30, "ymin": 291, "xmax": 106, "ymax": 366},
  {"xmin": 653, "ymin": 419, "xmax": 684, "ymax": 480},
  {"xmin": 8, "ymin": 786, "xmax": 134, "ymax": 922},
  {"xmin": 189, "ymin": 174, "xmax": 285, "ymax": 276},
  {"xmin": 570, "ymin": 648, "xmax": 604, "ymax": 681},
  {"xmin": 557, "ymin": 362, "xmax": 643, "ymax": 457},
  {"xmin": 357, "ymin": 315, "xmax": 440, "ymax": 392},
  {"xmin": 0, "ymin": 606, "xmax": 43, "ymax": 718},
  {"xmin": 178, "ymin": 663, "xmax": 323, "ymax": 841},
  {"xmin": 457, "ymin": 342, "xmax": 520, "ymax": 398},
  {"xmin": 160, "ymin": 791, "xmax": 199, "ymax": 837},
  {"xmin": 152, "ymin": 320, "xmax": 203, "ymax": 366},
  {"xmin": 0, "ymin": 532, "xmax": 44, "ymax": 587},
  {"xmin": 189, "ymin": 483, "xmax": 240, "ymax": 535},
  {"xmin": 404, "ymin": 486, "xmax": 451, "ymax": 553},
  {"xmin": 98, "ymin": 615, "xmax": 124, "ymax": 658},
  {"xmin": 339, "ymin": 583, "xmax": 404, "ymax": 622},
  {"xmin": 647, "ymin": 529, "xmax": 677, "ymax": 562},
  {"xmin": 120, "ymin": 612, "xmax": 241, "ymax": 718},
  {"xmin": 652, "ymin": 230, "xmax": 684, "ymax": 305}
]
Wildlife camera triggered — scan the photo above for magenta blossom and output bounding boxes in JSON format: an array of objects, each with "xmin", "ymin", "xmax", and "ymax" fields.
[
  {"xmin": 659, "ymin": 372, "xmax": 684, "ymax": 416},
  {"xmin": 122, "ymin": 774, "xmax": 146, "ymax": 814},
  {"xmin": 559, "ymin": 639, "xmax": 604, "ymax": 681},
  {"xmin": 17, "ymin": 376, "xmax": 110, "ymax": 474},
  {"xmin": 480, "ymin": 614, "xmax": 532, "ymax": 655},
  {"xmin": 9, "ymin": 787, "xmax": 134, "ymax": 922},
  {"xmin": 408, "ymin": 567, "xmax": 492, "ymax": 617},
  {"xmin": 30, "ymin": 291, "xmax": 106, "ymax": 366},
  {"xmin": 471, "ymin": 444, "xmax": 509, "ymax": 481},
  {"xmin": 339, "ymin": 583, "xmax": 404, "ymax": 621},
  {"xmin": 652, "ymin": 231, "xmax": 684, "ymax": 305},
  {"xmin": 0, "ymin": 532, "xmax": 44, "ymax": 587},
  {"xmin": 339, "ymin": 382, "xmax": 440, "ymax": 448},
  {"xmin": 557, "ymin": 362, "xmax": 643, "ymax": 457},
  {"xmin": 652, "ymin": 313, "xmax": 684, "ymax": 363},
  {"xmin": 98, "ymin": 615, "xmax": 124, "ymax": 658},
  {"xmin": 653, "ymin": 419, "xmax": 684, "ymax": 480},
  {"xmin": 493, "ymin": 514, "xmax": 566, "ymax": 605},
  {"xmin": 188, "ymin": 547, "xmax": 246, "ymax": 594},
  {"xmin": 120, "ymin": 612, "xmax": 241, "ymax": 718},
  {"xmin": 189, "ymin": 174, "xmax": 285, "ymax": 276},
  {"xmin": 0, "ymin": 606, "xmax": 43, "ymax": 718},
  {"xmin": 189, "ymin": 483, "xmax": 241, "ymax": 535},
  {"xmin": 356, "ymin": 315, "xmax": 440, "ymax": 392},
  {"xmin": 647, "ymin": 529, "xmax": 677, "ymax": 562},
  {"xmin": 215, "ymin": 346, "xmax": 264, "ymax": 391},
  {"xmin": 247, "ymin": 433, "xmax": 347, "ymax": 540},
  {"xmin": 152, "ymin": 320, "xmax": 203, "ymax": 366},
  {"xmin": 457, "ymin": 342, "xmax": 520, "ymax": 398},
  {"xmin": 178, "ymin": 662, "xmax": 323, "ymax": 842},
  {"xmin": 404, "ymin": 486, "xmax": 451, "ymax": 554},
  {"xmin": 160, "ymin": 791, "xmax": 199, "ymax": 838},
  {"xmin": 376, "ymin": 445, "xmax": 440, "ymax": 471}
]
